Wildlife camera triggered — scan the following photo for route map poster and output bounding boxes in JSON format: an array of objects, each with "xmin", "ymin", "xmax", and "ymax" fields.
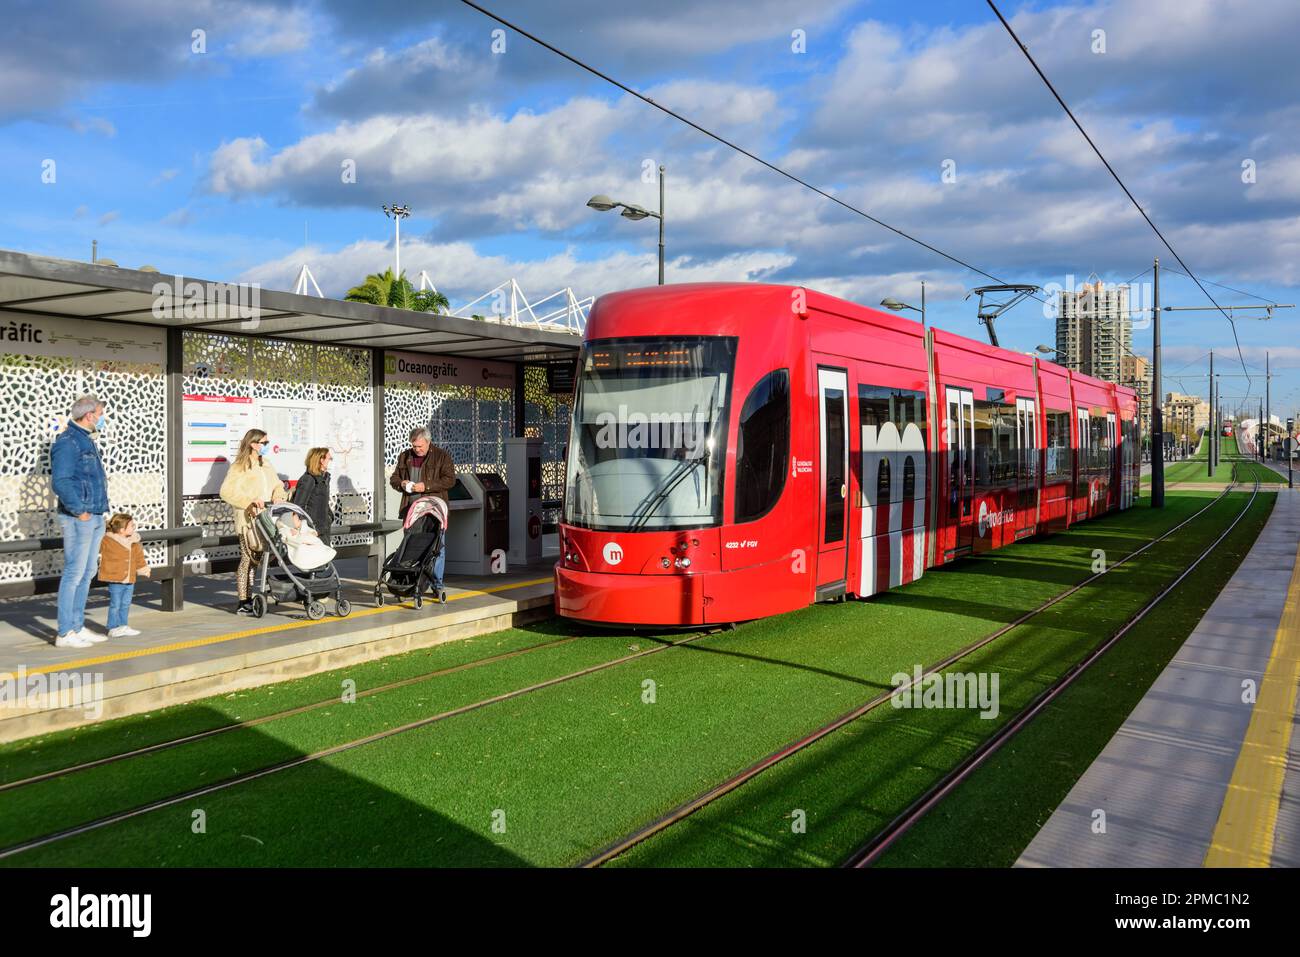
[{"xmin": 182, "ymin": 397, "xmax": 372, "ymax": 497}]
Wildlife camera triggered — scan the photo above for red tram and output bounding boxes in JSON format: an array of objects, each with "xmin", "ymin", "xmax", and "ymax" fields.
[{"xmin": 555, "ymin": 283, "xmax": 1139, "ymax": 627}]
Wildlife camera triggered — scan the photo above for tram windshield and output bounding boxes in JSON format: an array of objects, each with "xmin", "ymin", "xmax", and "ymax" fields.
[{"xmin": 564, "ymin": 336, "xmax": 736, "ymax": 531}]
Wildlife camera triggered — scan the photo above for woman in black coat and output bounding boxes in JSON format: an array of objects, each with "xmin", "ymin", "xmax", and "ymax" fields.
[{"xmin": 292, "ymin": 447, "xmax": 334, "ymax": 545}]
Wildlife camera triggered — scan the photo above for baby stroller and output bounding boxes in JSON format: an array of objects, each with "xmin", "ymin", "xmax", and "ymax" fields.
[
  {"xmin": 375, "ymin": 495, "xmax": 446, "ymax": 608},
  {"xmin": 250, "ymin": 502, "xmax": 352, "ymax": 621}
]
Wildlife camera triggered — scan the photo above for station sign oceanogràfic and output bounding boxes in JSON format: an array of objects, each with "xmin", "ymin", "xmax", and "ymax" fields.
[{"xmin": 383, "ymin": 350, "xmax": 515, "ymax": 388}]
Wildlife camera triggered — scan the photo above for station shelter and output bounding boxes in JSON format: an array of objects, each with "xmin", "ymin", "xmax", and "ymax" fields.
[{"xmin": 0, "ymin": 248, "xmax": 579, "ymax": 610}]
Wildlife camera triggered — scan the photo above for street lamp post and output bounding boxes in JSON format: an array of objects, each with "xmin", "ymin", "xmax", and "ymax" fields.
[
  {"xmin": 587, "ymin": 165, "xmax": 666, "ymax": 285},
  {"xmin": 881, "ymin": 281, "xmax": 926, "ymax": 326},
  {"xmin": 383, "ymin": 204, "xmax": 410, "ymax": 278}
]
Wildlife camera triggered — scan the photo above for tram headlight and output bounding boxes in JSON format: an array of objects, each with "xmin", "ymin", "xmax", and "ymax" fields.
[
  {"xmin": 674, "ymin": 556, "xmax": 691, "ymax": 569},
  {"xmin": 661, "ymin": 557, "xmax": 671, "ymax": 568}
]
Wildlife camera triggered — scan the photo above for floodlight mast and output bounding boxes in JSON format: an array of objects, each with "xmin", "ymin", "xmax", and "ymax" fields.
[{"xmin": 965, "ymin": 284, "xmax": 1041, "ymax": 348}]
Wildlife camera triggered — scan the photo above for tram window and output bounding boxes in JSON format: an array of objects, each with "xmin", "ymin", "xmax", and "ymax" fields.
[
  {"xmin": 734, "ymin": 369, "xmax": 790, "ymax": 523},
  {"xmin": 1045, "ymin": 410, "xmax": 1072, "ymax": 480},
  {"xmin": 902, "ymin": 456, "xmax": 915, "ymax": 498},
  {"xmin": 824, "ymin": 387, "xmax": 846, "ymax": 544},
  {"xmin": 947, "ymin": 399, "xmax": 960, "ymax": 519},
  {"xmin": 1090, "ymin": 414, "xmax": 1108, "ymax": 471},
  {"xmin": 860, "ymin": 381, "xmax": 928, "ymax": 503},
  {"xmin": 877, "ymin": 458, "xmax": 891, "ymax": 505},
  {"xmin": 974, "ymin": 398, "xmax": 1017, "ymax": 488},
  {"xmin": 859, "ymin": 384, "xmax": 927, "ymax": 432}
]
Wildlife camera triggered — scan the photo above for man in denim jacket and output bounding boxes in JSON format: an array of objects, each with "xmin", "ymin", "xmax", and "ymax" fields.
[{"xmin": 49, "ymin": 395, "xmax": 110, "ymax": 648}]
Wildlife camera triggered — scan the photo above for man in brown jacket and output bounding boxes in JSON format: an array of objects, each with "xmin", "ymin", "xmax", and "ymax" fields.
[
  {"xmin": 390, "ymin": 427, "xmax": 455, "ymax": 601},
  {"xmin": 390, "ymin": 427, "xmax": 456, "ymax": 518}
]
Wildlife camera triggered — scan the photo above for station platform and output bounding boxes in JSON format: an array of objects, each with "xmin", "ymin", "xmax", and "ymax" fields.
[
  {"xmin": 1018, "ymin": 485, "xmax": 1300, "ymax": 867},
  {"xmin": 0, "ymin": 555, "xmax": 558, "ymax": 744}
]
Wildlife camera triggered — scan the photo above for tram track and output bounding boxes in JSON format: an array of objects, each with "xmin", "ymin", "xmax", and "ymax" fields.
[
  {"xmin": 0, "ymin": 486, "xmax": 1252, "ymax": 866},
  {"xmin": 0, "ymin": 628, "xmax": 719, "ymax": 861},
  {"xmin": 0, "ymin": 632, "xmax": 587, "ymax": 793},
  {"xmin": 580, "ymin": 481, "xmax": 1250, "ymax": 867},
  {"xmin": 844, "ymin": 471, "xmax": 1262, "ymax": 867}
]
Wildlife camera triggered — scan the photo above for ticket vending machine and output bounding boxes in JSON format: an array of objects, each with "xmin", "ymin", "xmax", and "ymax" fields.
[
  {"xmin": 443, "ymin": 472, "xmax": 509, "ymax": 576},
  {"xmin": 505, "ymin": 436, "xmax": 543, "ymax": 567},
  {"xmin": 475, "ymin": 471, "xmax": 510, "ymax": 561}
]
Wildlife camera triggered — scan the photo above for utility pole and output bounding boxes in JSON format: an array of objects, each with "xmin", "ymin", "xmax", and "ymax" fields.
[
  {"xmin": 1265, "ymin": 351, "xmax": 1271, "ymax": 466},
  {"xmin": 1151, "ymin": 258, "xmax": 1164, "ymax": 508},
  {"xmin": 1208, "ymin": 351, "xmax": 1214, "ymax": 478},
  {"xmin": 658, "ymin": 165, "xmax": 665, "ymax": 286},
  {"xmin": 1212, "ymin": 376, "xmax": 1217, "ymax": 470}
]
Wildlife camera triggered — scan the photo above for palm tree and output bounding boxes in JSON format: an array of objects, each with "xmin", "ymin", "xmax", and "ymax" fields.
[{"xmin": 344, "ymin": 268, "xmax": 450, "ymax": 313}]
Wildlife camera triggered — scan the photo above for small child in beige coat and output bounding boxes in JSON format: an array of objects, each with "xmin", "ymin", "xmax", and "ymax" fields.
[{"xmin": 98, "ymin": 512, "xmax": 150, "ymax": 638}]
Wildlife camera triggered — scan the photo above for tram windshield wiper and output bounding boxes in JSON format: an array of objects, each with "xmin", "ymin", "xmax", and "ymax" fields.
[
  {"xmin": 628, "ymin": 376, "xmax": 721, "ymax": 531},
  {"xmin": 629, "ymin": 456, "xmax": 703, "ymax": 531}
]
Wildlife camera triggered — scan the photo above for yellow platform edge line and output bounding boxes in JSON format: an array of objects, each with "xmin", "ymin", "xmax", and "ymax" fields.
[
  {"xmin": 1204, "ymin": 536, "xmax": 1300, "ymax": 867},
  {"xmin": 2, "ymin": 576, "xmax": 555, "ymax": 681}
]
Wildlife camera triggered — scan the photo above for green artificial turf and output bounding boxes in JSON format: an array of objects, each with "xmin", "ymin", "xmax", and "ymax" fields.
[
  {"xmin": 0, "ymin": 627, "xmax": 683, "ymax": 849},
  {"xmin": 611, "ymin": 490, "xmax": 1272, "ymax": 867},
  {"xmin": 1, "ymin": 491, "xmax": 1259, "ymax": 867},
  {"xmin": 872, "ymin": 492, "xmax": 1276, "ymax": 867},
  {"xmin": 0, "ymin": 622, "xmax": 583, "ymax": 785},
  {"xmin": 1156, "ymin": 434, "xmax": 1283, "ymax": 485}
]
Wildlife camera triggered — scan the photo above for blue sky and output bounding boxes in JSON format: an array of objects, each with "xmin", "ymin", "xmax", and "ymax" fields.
[{"xmin": 3, "ymin": 0, "xmax": 1299, "ymax": 417}]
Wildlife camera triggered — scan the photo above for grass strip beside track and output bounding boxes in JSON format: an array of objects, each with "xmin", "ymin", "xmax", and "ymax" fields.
[
  {"xmin": 1158, "ymin": 435, "xmax": 1283, "ymax": 486},
  {"xmin": 874, "ymin": 490, "xmax": 1274, "ymax": 867},
  {"xmin": 0, "ymin": 624, "xmax": 575, "ymax": 786},
  {"xmin": 610, "ymin": 490, "xmax": 1271, "ymax": 867},
  {"xmin": 0, "ymin": 627, "xmax": 693, "ymax": 850},
  {"xmin": 1, "ymin": 494, "xmax": 1258, "ymax": 867}
]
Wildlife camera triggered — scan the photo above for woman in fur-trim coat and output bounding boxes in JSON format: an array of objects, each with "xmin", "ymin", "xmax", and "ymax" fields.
[{"xmin": 219, "ymin": 428, "xmax": 287, "ymax": 614}]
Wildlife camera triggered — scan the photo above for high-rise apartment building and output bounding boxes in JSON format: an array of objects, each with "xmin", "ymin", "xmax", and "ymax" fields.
[{"xmin": 1055, "ymin": 278, "xmax": 1131, "ymax": 384}]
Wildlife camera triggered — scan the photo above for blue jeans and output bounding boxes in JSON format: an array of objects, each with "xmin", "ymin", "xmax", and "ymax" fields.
[
  {"xmin": 433, "ymin": 531, "xmax": 445, "ymax": 590},
  {"xmin": 107, "ymin": 582, "xmax": 134, "ymax": 631},
  {"xmin": 57, "ymin": 512, "xmax": 105, "ymax": 636}
]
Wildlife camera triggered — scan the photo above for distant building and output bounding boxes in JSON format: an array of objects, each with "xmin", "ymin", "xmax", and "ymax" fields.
[
  {"xmin": 1165, "ymin": 391, "xmax": 1210, "ymax": 443},
  {"xmin": 1055, "ymin": 278, "xmax": 1131, "ymax": 384},
  {"xmin": 1121, "ymin": 354, "xmax": 1153, "ymax": 435}
]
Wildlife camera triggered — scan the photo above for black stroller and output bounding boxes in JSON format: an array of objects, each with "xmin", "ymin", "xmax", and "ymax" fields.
[
  {"xmin": 250, "ymin": 502, "xmax": 351, "ymax": 620},
  {"xmin": 375, "ymin": 495, "xmax": 446, "ymax": 608}
]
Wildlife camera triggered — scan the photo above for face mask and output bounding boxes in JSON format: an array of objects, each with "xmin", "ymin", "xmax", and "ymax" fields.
[
  {"xmin": 259, "ymin": 442, "xmax": 270, "ymax": 455},
  {"xmin": 96, "ymin": 414, "xmax": 106, "ymax": 431}
]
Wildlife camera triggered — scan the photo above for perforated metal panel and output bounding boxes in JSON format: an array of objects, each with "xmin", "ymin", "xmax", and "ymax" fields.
[
  {"xmin": 383, "ymin": 382, "xmax": 513, "ymax": 499},
  {"xmin": 523, "ymin": 366, "xmax": 573, "ymax": 525},
  {"xmin": 0, "ymin": 350, "xmax": 166, "ymax": 582}
]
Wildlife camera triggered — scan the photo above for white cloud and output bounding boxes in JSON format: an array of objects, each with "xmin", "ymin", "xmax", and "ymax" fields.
[{"xmin": 227, "ymin": 5, "xmax": 312, "ymax": 56}]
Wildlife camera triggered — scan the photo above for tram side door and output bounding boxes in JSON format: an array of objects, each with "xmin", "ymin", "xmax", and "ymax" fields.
[
  {"xmin": 1107, "ymin": 412, "xmax": 1118, "ymax": 508},
  {"xmin": 1076, "ymin": 407, "xmax": 1090, "ymax": 520},
  {"xmin": 1016, "ymin": 397, "xmax": 1037, "ymax": 537},
  {"xmin": 816, "ymin": 366, "xmax": 850, "ymax": 594},
  {"xmin": 946, "ymin": 387, "xmax": 975, "ymax": 554}
]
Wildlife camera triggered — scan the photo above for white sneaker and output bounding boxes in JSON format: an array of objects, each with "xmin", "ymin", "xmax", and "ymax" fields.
[
  {"xmin": 77, "ymin": 627, "xmax": 108, "ymax": 644},
  {"xmin": 108, "ymin": 626, "xmax": 141, "ymax": 638},
  {"xmin": 55, "ymin": 631, "xmax": 94, "ymax": 649}
]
